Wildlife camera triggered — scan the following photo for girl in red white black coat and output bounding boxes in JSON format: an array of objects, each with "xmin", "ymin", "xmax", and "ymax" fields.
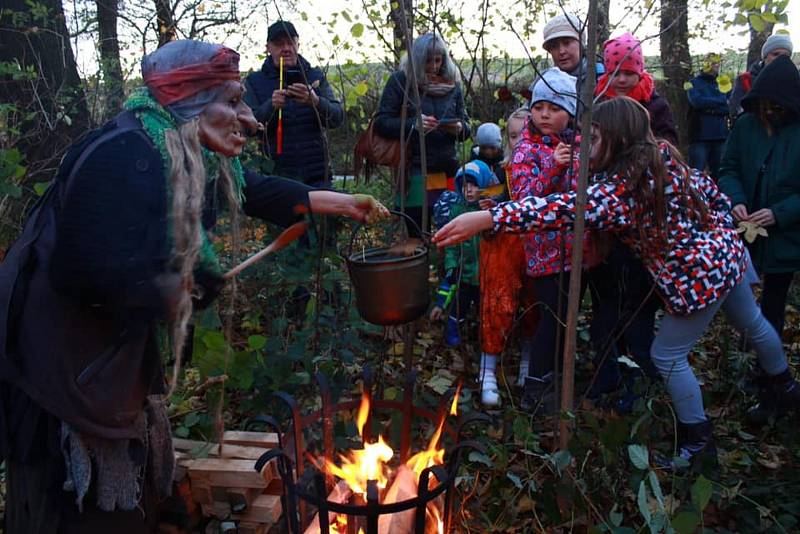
[{"xmin": 433, "ymin": 97, "xmax": 800, "ymax": 469}]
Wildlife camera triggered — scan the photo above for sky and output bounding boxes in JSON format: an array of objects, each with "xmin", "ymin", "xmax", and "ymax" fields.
[{"xmin": 70, "ymin": 0, "xmax": 799, "ymax": 79}]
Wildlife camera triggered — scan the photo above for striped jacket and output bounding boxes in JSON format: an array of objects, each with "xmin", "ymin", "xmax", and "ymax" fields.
[{"xmin": 492, "ymin": 145, "xmax": 746, "ymax": 315}]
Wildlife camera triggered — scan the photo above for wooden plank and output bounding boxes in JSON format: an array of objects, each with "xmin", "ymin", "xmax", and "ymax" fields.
[
  {"xmin": 264, "ymin": 478, "xmax": 283, "ymax": 496},
  {"xmin": 188, "ymin": 458, "xmax": 272, "ymax": 489},
  {"xmin": 174, "ymin": 438, "xmax": 272, "ymax": 461},
  {"xmin": 236, "ymin": 522, "xmax": 267, "ymax": 534},
  {"xmin": 222, "ymin": 431, "xmax": 280, "ymax": 449},
  {"xmin": 230, "ymin": 494, "xmax": 282, "ymax": 525},
  {"xmin": 201, "ymin": 501, "xmax": 231, "ymax": 519},
  {"xmin": 226, "ymin": 486, "xmax": 262, "ymax": 508},
  {"xmin": 189, "ymin": 482, "xmax": 213, "ymax": 505}
]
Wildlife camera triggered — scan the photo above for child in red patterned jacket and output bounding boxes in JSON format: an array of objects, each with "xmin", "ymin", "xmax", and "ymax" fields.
[
  {"xmin": 509, "ymin": 68, "xmax": 598, "ymax": 412},
  {"xmin": 434, "ymin": 96, "xmax": 800, "ymax": 469}
]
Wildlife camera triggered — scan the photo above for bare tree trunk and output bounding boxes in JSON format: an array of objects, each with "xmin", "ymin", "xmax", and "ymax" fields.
[
  {"xmin": 389, "ymin": 0, "xmax": 413, "ymax": 66},
  {"xmin": 746, "ymin": 24, "xmax": 774, "ymax": 67},
  {"xmin": 0, "ymin": 0, "xmax": 88, "ymax": 182},
  {"xmin": 597, "ymin": 0, "xmax": 611, "ymax": 44},
  {"xmin": 559, "ymin": 0, "xmax": 599, "ymax": 451},
  {"xmin": 96, "ymin": 0, "xmax": 125, "ymax": 117},
  {"xmin": 659, "ymin": 0, "xmax": 691, "ymax": 150},
  {"xmin": 155, "ymin": 0, "xmax": 178, "ymax": 47}
]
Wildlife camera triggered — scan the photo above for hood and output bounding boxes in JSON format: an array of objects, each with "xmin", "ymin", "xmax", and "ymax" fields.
[
  {"xmin": 454, "ymin": 160, "xmax": 498, "ymax": 198},
  {"xmin": 742, "ymin": 55, "xmax": 800, "ymax": 117}
]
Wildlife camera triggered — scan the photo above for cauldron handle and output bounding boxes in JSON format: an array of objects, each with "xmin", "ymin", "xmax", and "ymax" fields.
[{"xmin": 345, "ymin": 209, "xmax": 430, "ymax": 260}]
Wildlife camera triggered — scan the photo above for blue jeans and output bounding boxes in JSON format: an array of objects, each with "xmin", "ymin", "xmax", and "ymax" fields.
[
  {"xmin": 688, "ymin": 140, "xmax": 725, "ymax": 180},
  {"xmin": 651, "ymin": 263, "xmax": 789, "ymax": 424}
]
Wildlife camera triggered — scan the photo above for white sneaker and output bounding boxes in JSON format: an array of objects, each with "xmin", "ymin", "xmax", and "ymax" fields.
[{"xmin": 480, "ymin": 372, "xmax": 501, "ymax": 406}]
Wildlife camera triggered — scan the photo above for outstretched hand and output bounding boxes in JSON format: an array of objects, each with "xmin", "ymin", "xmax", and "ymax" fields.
[
  {"xmin": 352, "ymin": 194, "xmax": 390, "ymax": 224},
  {"xmin": 432, "ymin": 211, "xmax": 494, "ymax": 248}
]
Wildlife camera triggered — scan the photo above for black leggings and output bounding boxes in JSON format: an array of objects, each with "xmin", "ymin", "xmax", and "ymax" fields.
[
  {"xmin": 761, "ymin": 271, "xmax": 795, "ymax": 339},
  {"xmin": 529, "ymin": 271, "xmax": 592, "ymax": 377}
]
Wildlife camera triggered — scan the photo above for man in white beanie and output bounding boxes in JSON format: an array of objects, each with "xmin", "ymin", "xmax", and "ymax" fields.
[
  {"xmin": 730, "ymin": 33, "xmax": 794, "ymax": 118},
  {"xmin": 530, "ymin": 13, "xmax": 604, "ymax": 106}
]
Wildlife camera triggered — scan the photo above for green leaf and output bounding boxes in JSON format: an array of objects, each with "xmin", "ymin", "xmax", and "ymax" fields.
[
  {"xmin": 33, "ymin": 181, "xmax": 51, "ymax": 196},
  {"xmin": 550, "ymin": 450, "xmax": 572, "ymax": 475},
  {"xmin": 748, "ymin": 13, "xmax": 765, "ymax": 32},
  {"xmin": 628, "ymin": 444, "xmax": 650, "ymax": 470},
  {"xmin": 610, "ymin": 504, "xmax": 623, "ymax": 527},
  {"xmin": 468, "ymin": 451, "xmax": 493, "ymax": 467},
  {"xmin": 648, "ymin": 470, "xmax": 665, "ymax": 507},
  {"xmin": 350, "ymin": 23, "xmax": 364, "ymax": 38},
  {"xmin": 184, "ymin": 412, "xmax": 200, "ymax": 428},
  {"xmin": 353, "ymin": 81, "xmax": 368, "ymax": 96},
  {"xmin": 174, "ymin": 425, "xmax": 190, "ymax": 438},
  {"xmin": 248, "ymin": 335, "xmax": 266, "ymax": 350},
  {"xmin": 507, "ymin": 472, "xmax": 523, "ymax": 489},
  {"xmin": 0, "ymin": 182, "xmax": 22, "ymax": 198},
  {"xmin": 671, "ymin": 511, "xmax": 700, "ymax": 534},
  {"xmin": 761, "ymin": 11, "xmax": 777, "ymax": 22},
  {"xmin": 637, "ymin": 480, "xmax": 652, "ymax": 524},
  {"xmin": 691, "ymin": 474, "xmax": 713, "ymax": 512}
]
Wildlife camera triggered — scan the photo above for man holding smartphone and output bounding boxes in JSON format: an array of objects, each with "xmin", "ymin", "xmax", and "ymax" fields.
[{"xmin": 244, "ymin": 20, "xmax": 344, "ymax": 187}]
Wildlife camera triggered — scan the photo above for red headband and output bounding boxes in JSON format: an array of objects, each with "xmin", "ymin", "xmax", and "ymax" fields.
[{"xmin": 143, "ymin": 47, "xmax": 241, "ymax": 106}]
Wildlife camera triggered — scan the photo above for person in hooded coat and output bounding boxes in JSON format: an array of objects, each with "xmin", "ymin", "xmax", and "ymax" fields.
[{"xmin": 718, "ymin": 54, "xmax": 800, "ymax": 341}]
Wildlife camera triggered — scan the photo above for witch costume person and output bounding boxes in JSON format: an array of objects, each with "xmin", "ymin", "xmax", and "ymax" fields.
[{"xmin": 0, "ymin": 40, "xmax": 387, "ymax": 533}]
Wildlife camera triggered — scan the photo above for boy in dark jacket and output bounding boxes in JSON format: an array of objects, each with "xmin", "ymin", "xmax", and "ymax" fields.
[{"xmin": 686, "ymin": 54, "xmax": 730, "ymax": 179}]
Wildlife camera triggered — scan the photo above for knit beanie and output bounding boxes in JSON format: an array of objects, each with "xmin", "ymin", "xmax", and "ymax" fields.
[
  {"xmin": 603, "ymin": 32, "xmax": 644, "ymax": 75},
  {"xmin": 475, "ymin": 123, "xmax": 502, "ymax": 148},
  {"xmin": 531, "ymin": 67, "xmax": 578, "ymax": 117},
  {"xmin": 455, "ymin": 160, "xmax": 498, "ymax": 194},
  {"xmin": 543, "ymin": 13, "xmax": 583, "ymax": 49},
  {"xmin": 761, "ymin": 33, "xmax": 793, "ymax": 60}
]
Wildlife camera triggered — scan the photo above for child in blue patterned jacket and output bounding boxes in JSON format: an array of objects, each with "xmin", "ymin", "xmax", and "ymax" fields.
[{"xmin": 433, "ymin": 96, "xmax": 800, "ymax": 469}]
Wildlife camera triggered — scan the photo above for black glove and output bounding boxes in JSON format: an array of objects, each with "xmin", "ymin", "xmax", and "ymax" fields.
[{"xmin": 193, "ymin": 270, "xmax": 225, "ymax": 309}]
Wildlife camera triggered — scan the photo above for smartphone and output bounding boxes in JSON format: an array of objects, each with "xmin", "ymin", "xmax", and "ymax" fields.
[{"xmin": 283, "ymin": 67, "xmax": 305, "ymax": 87}]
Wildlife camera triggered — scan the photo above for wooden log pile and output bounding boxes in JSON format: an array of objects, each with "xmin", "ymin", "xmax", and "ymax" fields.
[{"xmin": 158, "ymin": 431, "xmax": 284, "ymax": 534}]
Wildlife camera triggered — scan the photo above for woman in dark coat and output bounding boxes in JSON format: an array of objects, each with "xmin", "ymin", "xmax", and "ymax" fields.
[
  {"xmin": 718, "ymin": 55, "xmax": 800, "ymax": 339},
  {"xmin": 374, "ymin": 33, "xmax": 471, "ymax": 236},
  {"xmin": 0, "ymin": 39, "xmax": 387, "ymax": 532}
]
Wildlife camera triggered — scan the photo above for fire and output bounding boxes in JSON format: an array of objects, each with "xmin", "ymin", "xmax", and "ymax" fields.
[
  {"xmin": 316, "ymin": 384, "xmax": 460, "ymax": 534},
  {"xmin": 406, "ymin": 385, "xmax": 460, "ymax": 477}
]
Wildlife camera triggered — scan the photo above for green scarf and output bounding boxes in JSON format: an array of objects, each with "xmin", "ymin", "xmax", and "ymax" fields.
[{"xmin": 124, "ymin": 88, "xmax": 246, "ymax": 275}]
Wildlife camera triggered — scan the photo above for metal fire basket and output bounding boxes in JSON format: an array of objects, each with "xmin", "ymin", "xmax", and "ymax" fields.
[{"xmin": 251, "ymin": 368, "xmax": 488, "ymax": 534}]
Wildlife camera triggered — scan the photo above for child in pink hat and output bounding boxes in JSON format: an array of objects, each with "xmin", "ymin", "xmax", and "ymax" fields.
[{"xmin": 594, "ymin": 31, "xmax": 677, "ymax": 144}]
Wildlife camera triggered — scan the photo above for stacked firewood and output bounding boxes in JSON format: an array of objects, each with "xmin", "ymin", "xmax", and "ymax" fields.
[{"xmin": 158, "ymin": 431, "xmax": 284, "ymax": 534}]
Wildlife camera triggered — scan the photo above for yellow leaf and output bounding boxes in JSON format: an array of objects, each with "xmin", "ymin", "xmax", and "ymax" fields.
[
  {"xmin": 197, "ymin": 3, "xmax": 205, "ymax": 13},
  {"xmin": 737, "ymin": 221, "xmax": 768, "ymax": 243},
  {"xmin": 683, "ymin": 81, "xmax": 693, "ymax": 91},
  {"xmin": 717, "ymin": 74, "xmax": 732, "ymax": 94}
]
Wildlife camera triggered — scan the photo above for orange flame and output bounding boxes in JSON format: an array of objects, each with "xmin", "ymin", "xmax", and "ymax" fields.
[
  {"xmin": 406, "ymin": 386, "xmax": 461, "ymax": 477},
  {"xmin": 322, "ymin": 389, "xmax": 393, "ymax": 497},
  {"xmin": 450, "ymin": 383, "xmax": 461, "ymax": 416}
]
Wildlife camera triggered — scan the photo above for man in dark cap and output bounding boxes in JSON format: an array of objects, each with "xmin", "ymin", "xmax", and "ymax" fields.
[{"xmin": 244, "ymin": 20, "xmax": 344, "ymax": 187}]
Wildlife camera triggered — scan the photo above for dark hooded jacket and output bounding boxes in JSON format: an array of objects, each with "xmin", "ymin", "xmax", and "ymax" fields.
[
  {"xmin": 718, "ymin": 55, "xmax": 800, "ymax": 273},
  {"xmin": 0, "ymin": 112, "xmax": 311, "ymax": 447},
  {"xmin": 244, "ymin": 55, "xmax": 344, "ymax": 186}
]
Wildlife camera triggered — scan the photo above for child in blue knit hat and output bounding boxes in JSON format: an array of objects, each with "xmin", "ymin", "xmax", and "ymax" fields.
[{"xmin": 431, "ymin": 160, "xmax": 499, "ymax": 399}]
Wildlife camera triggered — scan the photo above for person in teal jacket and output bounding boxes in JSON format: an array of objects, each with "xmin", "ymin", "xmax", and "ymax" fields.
[
  {"xmin": 718, "ymin": 55, "xmax": 800, "ymax": 342},
  {"xmin": 431, "ymin": 160, "xmax": 498, "ymax": 346}
]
